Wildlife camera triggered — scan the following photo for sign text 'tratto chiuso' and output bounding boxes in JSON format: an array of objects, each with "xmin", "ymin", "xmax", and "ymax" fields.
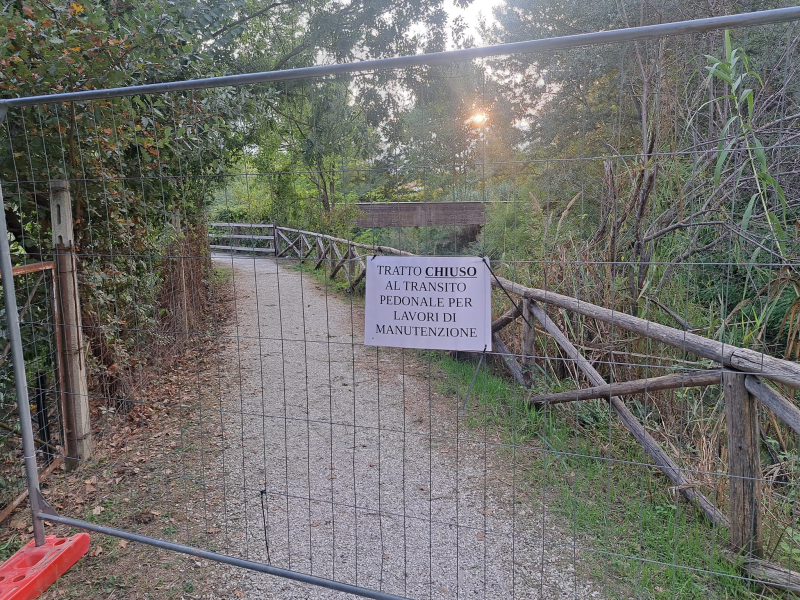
[{"xmin": 364, "ymin": 256, "xmax": 491, "ymax": 351}]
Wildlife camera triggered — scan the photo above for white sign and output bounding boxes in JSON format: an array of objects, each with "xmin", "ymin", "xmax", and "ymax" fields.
[{"xmin": 364, "ymin": 256, "xmax": 492, "ymax": 351}]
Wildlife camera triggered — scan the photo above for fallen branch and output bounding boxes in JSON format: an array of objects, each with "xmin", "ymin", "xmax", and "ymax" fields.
[
  {"xmin": 529, "ymin": 301, "xmax": 728, "ymax": 527},
  {"xmin": 527, "ymin": 369, "xmax": 723, "ymax": 405},
  {"xmin": 0, "ymin": 456, "xmax": 63, "ymax": 524}
]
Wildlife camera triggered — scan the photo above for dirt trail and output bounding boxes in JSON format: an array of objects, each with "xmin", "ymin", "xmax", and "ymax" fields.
[{"xmin": 209, "ymin": 254, "xmax": 600, "ymax": 599}]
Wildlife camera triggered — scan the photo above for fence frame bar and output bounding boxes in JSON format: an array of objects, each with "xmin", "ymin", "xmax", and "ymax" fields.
[
  {"xmin": 37, "ymin": 511, "xmax": 411, "ymax": 600},
  {"xmin": 1, "ymin": 3, "xmax": 800, "ymax": 589},
  {"xmin": 1, "ymin": 8, "xmax": 800, "ymax": 109},
  {"xmin": 0, "ymin": 182, "xmax": 46, "ymax": 546}
]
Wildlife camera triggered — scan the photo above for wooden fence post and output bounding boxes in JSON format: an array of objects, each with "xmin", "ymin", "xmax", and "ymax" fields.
[
  {"xmin": 50, "ymin": 180, "xmax": 93, "ymax": 468},
  {"xmin": 522, "ymin": 299, "xmax": 535, "ymax": 370},
  {"xmin": 724, "ymin": 371, "xmax": 762, "ymax": 557}
]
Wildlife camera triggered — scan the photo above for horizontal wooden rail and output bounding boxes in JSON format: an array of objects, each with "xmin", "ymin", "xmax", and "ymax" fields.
[
  {"xmin": 209, "ymin": 222, "xmax": 274, "ymax": 229},
  {"xmin": 208, "ymin": 234, "xmax": 275, "ymax": 241},
  {"xmin": 527, "ymin": 369, "xmax": 723, "ymax": 405},
  {"xmin": 275, "ymin": 226, "xmax": 414, "ymax": 257},
  {"xmin": 490, "ymin": 275, "xmax": 800, "ymax": 389},
  {"xmin": 209, "ymin": 245, "xmax": 274, "ymax": 253}
]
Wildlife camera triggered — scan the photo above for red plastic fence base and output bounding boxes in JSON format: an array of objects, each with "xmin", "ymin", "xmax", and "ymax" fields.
[{"xmin": 0, "ymin": 534, "xmax": 90, "ymax": 600}]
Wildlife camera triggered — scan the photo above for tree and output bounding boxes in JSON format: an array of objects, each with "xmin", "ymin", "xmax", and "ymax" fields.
[
  {"xmin": 484, "ymin": 0, "xmax": 800, "ymax": 324},
  {"xmin": 0, "ymin": 0, "xmax": 247, "ymax": 402}
]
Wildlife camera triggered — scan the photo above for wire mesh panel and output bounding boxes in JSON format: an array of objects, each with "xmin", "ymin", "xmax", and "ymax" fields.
[
  {"xmin": 0, "ymin": 266, "xmax": 62, "ymax": 516},
  {"xmin": 1, "ymin": 10, "xmax": 800, "ymax": 599}
]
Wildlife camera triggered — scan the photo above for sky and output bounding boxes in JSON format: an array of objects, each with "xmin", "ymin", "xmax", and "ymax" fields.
[{"xmin": 443, "ymin": 0, "xmax": 503, "ymax": 47}]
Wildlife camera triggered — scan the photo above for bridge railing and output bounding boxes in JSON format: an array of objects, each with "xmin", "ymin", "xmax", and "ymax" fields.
[
  {"xmin": 208, "ymin": 222, "xmax": 275, "ymax": 254},
  {"xmin": 273, "ymin": 225, "xmax": 411, "ymax": 291}
]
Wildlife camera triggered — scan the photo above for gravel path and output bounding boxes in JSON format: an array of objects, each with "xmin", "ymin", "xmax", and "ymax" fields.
[{"xmin": 208, "ymin": 254, "xmax": 601, "ymax": 599}]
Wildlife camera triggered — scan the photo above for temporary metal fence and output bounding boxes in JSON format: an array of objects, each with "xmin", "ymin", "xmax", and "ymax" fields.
[
  {"xmin": 1, "ymin": 6, "xmax": 800, "ymax": 599},
  {"xmin": 0, "ymin": 262, "xmax": 63, "ymax": 522}
]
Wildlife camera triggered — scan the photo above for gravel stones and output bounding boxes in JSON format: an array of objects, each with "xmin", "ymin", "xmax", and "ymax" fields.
[{"xmin": 209, "ymin": 255, "xmax": 600, "ymax": 599}]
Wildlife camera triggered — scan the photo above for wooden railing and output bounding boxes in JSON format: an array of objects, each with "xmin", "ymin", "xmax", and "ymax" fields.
[
  {"xmin": 208, "ymin": 222, "xmax": 275, "ymax": 254},
  {"xmin": 221, "ymin": 224, "xmax": 800, "ymax": 589},
  {"xmin": 272, "ymin": 226, "xmax": 413, "ymax": 292}
]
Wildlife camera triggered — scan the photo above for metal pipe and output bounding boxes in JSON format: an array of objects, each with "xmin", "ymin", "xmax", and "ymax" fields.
[
  {"xmin": 0, "ymin": 183, "xmax": 46, "ymax": 546},
  {"xmin": 39, "ymin": 512, "xmax": 411, "ymax": 600},
  {"xmin": 2, "ymin": 7, "xmax": 800, "ymax": 108},
  {"xmin": 0, "ymin": 261, "xmax": 55, "ymax": 281}
]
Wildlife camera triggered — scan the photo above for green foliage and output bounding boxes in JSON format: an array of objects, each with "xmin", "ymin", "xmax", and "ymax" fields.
[
  {"xmin": 0, "ymin": 535, "xmax": 22, "ymax": 561},
  {"xmin": 0, "ymin": 0, "xmax": 241, "ymax": 399},
  {"xmin": 694, "ymin": 33, "xmax": 800, "ymax": 355},
  {"xmin": 479, "ymin": 188, "xmax": 543, "ymax": 262},
  {"xmin": 704, "ymin": 31, "xmax": 789, "ymax": 256},
  {"xmin": 0, "ymin": 0, "xmax": 459, "ymax": 408}
]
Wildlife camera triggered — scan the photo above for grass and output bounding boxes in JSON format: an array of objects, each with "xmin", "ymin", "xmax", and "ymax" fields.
[
  {"xmin": 422, "ymin": 349, "xmax": 761, "ymax": 599},
  {"xmin": 213, "ymin": 264, "xmax": 233, "ymax": 287},
  {"xmin": 0, "ymin": 535, "xmax": 22, "ymax": 561},
  {"xmin": 291, "ymin": 257, "xmax": 363, "ymax": 297}
]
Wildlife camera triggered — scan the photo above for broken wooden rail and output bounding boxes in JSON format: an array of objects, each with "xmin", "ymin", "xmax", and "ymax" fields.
[
  {"xmin": 491, "ymin": 291, "xmax": 800, "ymax": 588},
  {"xmin": 525, "ymin": 299, "xmax": 799, "ymax": 588}
]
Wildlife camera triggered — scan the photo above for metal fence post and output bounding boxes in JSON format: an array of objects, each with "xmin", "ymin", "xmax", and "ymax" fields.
[{"xmin": 0, "ymin": 181, "xmax": 47, "ymax": 546}]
